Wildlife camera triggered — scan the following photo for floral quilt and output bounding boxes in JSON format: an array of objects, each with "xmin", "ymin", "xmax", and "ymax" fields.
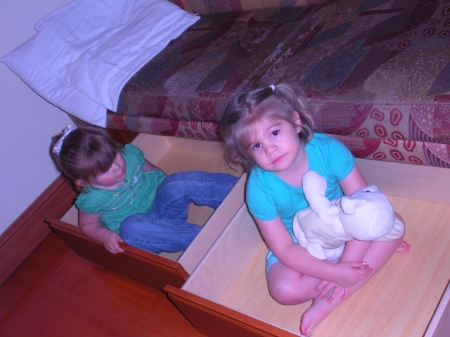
[{"xmin": 102, "ymin": 0, "xmax": 450, "ymax": 168}]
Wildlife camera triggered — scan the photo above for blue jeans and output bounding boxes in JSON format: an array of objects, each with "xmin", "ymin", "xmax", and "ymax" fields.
[{"xmin": 119, "ymin": 171, "xmax": 238, "ymax": 254}]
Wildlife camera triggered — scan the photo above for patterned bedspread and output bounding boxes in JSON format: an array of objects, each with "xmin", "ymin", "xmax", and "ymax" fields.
[{"xmin": 103, "ymin": 0, "xmax": 450, "ymax": 168}]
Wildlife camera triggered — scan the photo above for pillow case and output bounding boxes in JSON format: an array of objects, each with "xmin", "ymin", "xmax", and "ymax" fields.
[{"xmin": 1, "ymin": 0, "xmax": 199, "ymax": 127}]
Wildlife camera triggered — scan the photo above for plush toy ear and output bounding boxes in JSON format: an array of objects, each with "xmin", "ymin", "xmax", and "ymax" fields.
[
  {"xmin": 302, "ymin": 171, "xmax": 331, "ymax": 215},
  {"xmin": 340, "ymin": 197, "xmax": 368, "ymax": 215}
]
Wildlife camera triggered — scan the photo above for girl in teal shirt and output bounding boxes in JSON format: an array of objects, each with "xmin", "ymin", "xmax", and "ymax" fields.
[{"xmin": 219, "ymin": 83, "xmax": 409, "ymax": 337}]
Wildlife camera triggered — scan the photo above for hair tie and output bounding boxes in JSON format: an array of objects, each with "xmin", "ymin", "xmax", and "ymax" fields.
[
  {"xmin": 53, "ymin": 125, "xmax": 75, "ymax": 155},
  {"xmin": 269, "ymin": 84, "xmax": 275, "ymax": 91}
]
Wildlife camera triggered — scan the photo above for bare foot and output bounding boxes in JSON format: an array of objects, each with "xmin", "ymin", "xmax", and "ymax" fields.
[
  {"xmin": 300, "ymin": 296, "xmax": 337, "ymax": 337},
  {"xmin": 395, "ymin": 240, "xmax": 410, "ymax": 254}
]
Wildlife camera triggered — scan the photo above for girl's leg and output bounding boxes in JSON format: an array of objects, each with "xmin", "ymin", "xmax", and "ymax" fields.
[
  {"xmin": 119, "ymin": 172, "xmax": 237, "ymax": 254},
  {"xmin": 300, "ymin": 236, "xmax": 405, "ymax": 337},
  {"xmin": 119, "ymin": 213, "xmax": 201, "ymax": 254},
  {"xmin": 152, "ymin": 171, "xmax": 238, "ymax": 219},
  {"xmin": 266, "ymin": 235, "xmax": 325, "ymax": 305},
  {"xmin": 268, "ymin": 262, "xmax": 321, "ymax": 305}
]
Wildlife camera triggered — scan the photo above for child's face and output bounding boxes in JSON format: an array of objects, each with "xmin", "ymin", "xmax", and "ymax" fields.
[
  {"xmin": 90, "ymin": 152, "xmax": 126, "ymax": 190},
  {"xmin": 246, "ymin": 114, "xmax": 303, "ymax": 173}
]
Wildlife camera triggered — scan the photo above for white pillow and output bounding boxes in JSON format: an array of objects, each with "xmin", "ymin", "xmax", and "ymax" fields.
[{"xmin": 1, "ymin": 0, "xmax": 199, "ymax": 127}]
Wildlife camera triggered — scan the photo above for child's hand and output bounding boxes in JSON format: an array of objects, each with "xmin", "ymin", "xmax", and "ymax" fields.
[
  {"xmin": 333, "ymin": 261, "xmax": 372, "ymax": 287},
  {"xmin": 101, "ymin": 230, "xmax": 125, "ymax": 254},
  {"xmin": 314, "ymin": 280, "xmax": 351, "ymax": 302}
]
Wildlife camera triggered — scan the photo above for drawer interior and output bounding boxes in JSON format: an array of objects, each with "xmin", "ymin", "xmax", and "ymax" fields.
[{"xmin": 179, "ymin": 178, "xmax": 450, "ymax": 336}]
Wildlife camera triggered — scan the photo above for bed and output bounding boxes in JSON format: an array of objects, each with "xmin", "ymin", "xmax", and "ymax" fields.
[{"xmin": 2, "ymin": 0, "xmax": 450, "ymax": 168}]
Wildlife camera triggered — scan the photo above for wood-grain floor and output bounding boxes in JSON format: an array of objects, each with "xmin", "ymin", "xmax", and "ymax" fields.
[{"xmin": 0, "ymin": 232, "xmax": 205, "ymax": 337}]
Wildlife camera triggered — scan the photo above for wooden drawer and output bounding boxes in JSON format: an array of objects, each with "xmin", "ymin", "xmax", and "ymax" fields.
[
  {"xmin": 46, "ymin": 133, "xmax": 245, "ymax": 291},
  {"xmin": 164, "ymin": 159, "xmax": 450, "ymax": 337},
  {"xmin": 425, "ymin": 280, "xmax": 450, "ymax": 337}
]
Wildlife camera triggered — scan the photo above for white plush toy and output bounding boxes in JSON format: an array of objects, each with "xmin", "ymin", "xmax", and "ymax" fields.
[{"xmin": 292, "ymin": 171, "xmax": 404, "ymax": 260}]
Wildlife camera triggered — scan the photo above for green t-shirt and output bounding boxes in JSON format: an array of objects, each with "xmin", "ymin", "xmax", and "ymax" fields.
[
  {"xmin": 75, "ymin": 144, "xmax": 167, "ymax": 233},
  {"xmin": 246, "ymin": 133, "xmax": 355, "ymax": 234}
]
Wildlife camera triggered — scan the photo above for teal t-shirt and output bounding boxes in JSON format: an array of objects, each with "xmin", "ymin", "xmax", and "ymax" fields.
[
  {"xmin": 246, "ymin": 133, "xmax": 355, "ymax": 234},
  {"xmin": 75, "ymin": 144, "xmax": 167, "ymax": 233}
]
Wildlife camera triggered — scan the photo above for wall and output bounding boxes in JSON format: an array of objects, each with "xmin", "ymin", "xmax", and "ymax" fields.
[{"xmin": 0, "ymin": 0, "xmax": 74, "ymax": 235}]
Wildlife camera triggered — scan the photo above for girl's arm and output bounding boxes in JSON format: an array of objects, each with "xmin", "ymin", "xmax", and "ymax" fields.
[
  {"xmin": 338, "ymin": 165, "xmax": 371, "ymax": 262},
  {"xmin": 78, "ymin": 210, "xmax": 124, "ymax": 254},
  {"xmin": 256, "ymin": 216, "xmax": 371, "ymax": 287},
  {"xmin": 340, "ymin": 165, "xmax": 368, "ymax": 196}
]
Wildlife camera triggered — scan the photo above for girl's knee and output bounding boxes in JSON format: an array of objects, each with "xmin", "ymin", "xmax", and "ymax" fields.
[
  {"xmin": 268, "ymin": 284, "xmax": 293, "ymax": 304},
  {"xmin": 268, "ymin": 278, "xmax": 312, "ymax": 305},
  {"xmin": 267, "ymin": 264, "xmax": 316, "ymax": 305},
  {"xmin": 269, "ymin": 285, "xmax": 309, "ymax": 305}
]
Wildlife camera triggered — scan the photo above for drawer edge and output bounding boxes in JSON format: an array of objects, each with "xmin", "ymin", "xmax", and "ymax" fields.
[
  {"xmin": 46, "ymin": 217, "xmax": 189, "ymax": 290},
  {"xmin": 164, "ymin": 284, "xmax": 296, "ymax": 337}
]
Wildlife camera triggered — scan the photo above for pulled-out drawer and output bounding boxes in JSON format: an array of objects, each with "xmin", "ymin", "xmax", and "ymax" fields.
[
  {"xmin": 46, "ymin": 134, "xmax": 244, "ymax": 291},
  {"xmin": 164, "ymin": 160, "xmax": 450, "ymax": 337}
]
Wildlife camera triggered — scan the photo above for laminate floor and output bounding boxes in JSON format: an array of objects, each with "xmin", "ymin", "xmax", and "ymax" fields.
[{"xmin": 0, "ymin": 232, "xmax": 205, "ymax": 337}]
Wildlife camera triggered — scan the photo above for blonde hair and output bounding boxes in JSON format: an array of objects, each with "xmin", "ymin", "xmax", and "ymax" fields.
[
  {"xmin": 51, "ymin": 126, "xmax": 122, "ymax": 189},
  {"xmin": 218, "ymin": 83, "xmax": 314, "ymax": 172}
]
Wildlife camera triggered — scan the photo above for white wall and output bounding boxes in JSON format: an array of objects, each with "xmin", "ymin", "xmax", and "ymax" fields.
[{"xmin": 0, "ymin": 0, "xmax": 74, "ymax": 234}]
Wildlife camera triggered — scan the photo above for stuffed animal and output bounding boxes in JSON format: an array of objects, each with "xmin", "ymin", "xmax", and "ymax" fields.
[{"xmin": 292, "ymin": 171, "xmax": 404, "ymax": 260}]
